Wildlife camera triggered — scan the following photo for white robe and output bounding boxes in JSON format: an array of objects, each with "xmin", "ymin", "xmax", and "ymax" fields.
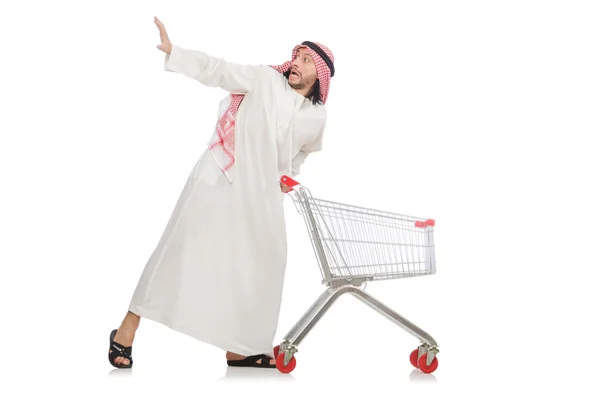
[{"xmin": 128, "ymin": 45, "xmax": 327, "ymax": 357}]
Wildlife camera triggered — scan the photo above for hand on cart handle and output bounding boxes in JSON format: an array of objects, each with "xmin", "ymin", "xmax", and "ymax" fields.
[
  {"xmin": 280, "ymin": 182, "xmax": 292, "ymax": 193},
  {"xmin": 280, "ymin": 175, "xmax": 300, "ymax": 193}
]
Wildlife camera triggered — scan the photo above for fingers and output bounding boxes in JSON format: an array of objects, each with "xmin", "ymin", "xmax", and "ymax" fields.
[
  {"xmin": 154, "ymin": 16, "xmax": 171, "ymax": 53},
  {"xmin": 154, "ymin": 16, "xmax": 168, "ymax": 40},
  {"xmin": 280, "ymin": 182, "xmax": 291, "ymax": 193},
  {"xmin": 154, "ymin": 17, "xmax": 163, "ymax": 33}
]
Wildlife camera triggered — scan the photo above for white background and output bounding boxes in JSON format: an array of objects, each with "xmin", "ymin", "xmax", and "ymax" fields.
[{"xmin": 1, "ymin": 0, "xmax": 599, "ymax": 395}]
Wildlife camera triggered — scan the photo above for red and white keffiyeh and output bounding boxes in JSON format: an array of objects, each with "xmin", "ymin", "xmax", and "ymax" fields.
[{"xmin": 207, "ymin": 42, "xmax": 334, "ymax": 182}]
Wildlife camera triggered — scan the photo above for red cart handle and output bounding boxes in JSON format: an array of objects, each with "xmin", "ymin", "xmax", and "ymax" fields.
[{"xmin": 280, "ymin": 175, "xmax": 300, "ymax": 191}]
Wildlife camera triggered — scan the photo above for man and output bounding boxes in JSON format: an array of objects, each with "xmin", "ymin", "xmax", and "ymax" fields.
[{"xmin": 108, "ymin": 16, "xmax": 335, "ymax": 369}]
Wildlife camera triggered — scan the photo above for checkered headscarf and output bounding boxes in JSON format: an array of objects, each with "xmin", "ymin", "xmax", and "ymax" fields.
[
  {"xmin": 272, "ymin": 41, "xmax": 335, "ymax": 104},
  {"xmin": 208, "ymin": 42, "xmax": 335, "ymax": 182}
]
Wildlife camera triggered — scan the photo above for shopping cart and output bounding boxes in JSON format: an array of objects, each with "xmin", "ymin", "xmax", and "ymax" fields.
[{"xmin": 274, "ymin": 175, "xmax": 440, "ymax": 374}]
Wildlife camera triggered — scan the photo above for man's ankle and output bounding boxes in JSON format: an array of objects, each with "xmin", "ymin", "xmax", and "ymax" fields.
[{"xmin": 122, "ymin": 312, "xmax": 140, "ymax": 327}]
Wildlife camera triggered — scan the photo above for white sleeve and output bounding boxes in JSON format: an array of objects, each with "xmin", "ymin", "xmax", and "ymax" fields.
[
  {"xmin": 164, "ymin": 44, "xmax": 264, "ymax": 94},
  {"xmin": 290, "ymin": 120, "xmax": 325, "ymax": 177}
]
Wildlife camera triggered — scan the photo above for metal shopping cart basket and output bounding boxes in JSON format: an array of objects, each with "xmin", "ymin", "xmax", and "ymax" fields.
[{"xmin": 274, "ymin": 175, "xmax": 440, "ymax": 374}]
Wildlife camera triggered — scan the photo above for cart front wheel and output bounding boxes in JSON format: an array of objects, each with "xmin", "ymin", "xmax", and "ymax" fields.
[
  {"xmin": 276, "ymin": 353, "xmax": 297, "ymax": 374},
  {"xmin": 417, "ymin": 353, "xmax": 439, "ymax": 374}
]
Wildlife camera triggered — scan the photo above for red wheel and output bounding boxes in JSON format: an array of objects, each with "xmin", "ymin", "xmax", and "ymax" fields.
[
  {"xmin": 276, "ymin": 353, "xmax": 297, "ymax": 374},
  {"xmin": 273, "ymin": 345, "xmax": 280, "ymax": 358},
  {"xmin": 409, "ymin": 349, "xmax": 419, "ymax": 368},
  {"xmin": 417, "ymin": 353, "xmax": 439, "ymax": 374}
]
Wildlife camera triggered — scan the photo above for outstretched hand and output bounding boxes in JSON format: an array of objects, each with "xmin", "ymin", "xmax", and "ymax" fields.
[{"xmin": 154, "ymin": 16, "xmax": 172, "ymax": 54}]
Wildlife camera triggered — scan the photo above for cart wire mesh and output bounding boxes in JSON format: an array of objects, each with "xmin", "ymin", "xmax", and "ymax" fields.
[{"xmin": 289, "ymin": 186, "xmax": 436, "ymax": 283}]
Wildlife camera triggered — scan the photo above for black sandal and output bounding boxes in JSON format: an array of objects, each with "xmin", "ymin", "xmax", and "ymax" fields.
[
  {"xmin": 108, "ymin": 329, "xmax": 133, "ymax": 369},
  {"xmin": 227, "ymin": 354, "xmax": 275, "ymax": 368}
]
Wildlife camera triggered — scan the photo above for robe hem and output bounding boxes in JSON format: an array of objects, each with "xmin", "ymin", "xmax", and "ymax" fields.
[{"xmin": 128, "ymin": 302, "xmax": 274, "ymax": 358}]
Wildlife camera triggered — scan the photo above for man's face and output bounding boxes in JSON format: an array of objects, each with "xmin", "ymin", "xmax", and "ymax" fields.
[{"xmin": 288, "ymin": 47, "xmax": 318, "ymax": 91}]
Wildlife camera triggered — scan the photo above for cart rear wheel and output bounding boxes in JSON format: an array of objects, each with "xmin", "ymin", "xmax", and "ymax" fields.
[
  {"xmin": 409, "ymin": 349, "xmax": 420, "ymax": 368},
  {"xmin": 276, "ymin": 353, "xmax": 297, "ymax": 374},
  {"xmin": 417, "ymin": 353, "xmax": 439, "ymax": 374}
]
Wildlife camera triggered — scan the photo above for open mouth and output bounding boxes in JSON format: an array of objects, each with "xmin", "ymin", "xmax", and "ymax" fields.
[{"xmin": 290, "ymin": 69, "xmax": 301, "ymax": 79}]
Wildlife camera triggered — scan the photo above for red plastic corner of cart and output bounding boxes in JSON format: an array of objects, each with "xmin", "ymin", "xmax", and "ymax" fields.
[
  {"xmin": 415, "ymin": 219, "xmax": 436, "ymax": 228},
  {"xmin": 281, "ymin": 175, "xmax": 300, "ymax": 188}
]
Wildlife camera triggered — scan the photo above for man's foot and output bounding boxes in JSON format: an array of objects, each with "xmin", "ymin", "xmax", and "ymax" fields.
[
  {"xmin": 109, "ymin": 311, "xmax": 140, "ymax": 367},
  {"xmin": 226, "ymin": 351, "xmax": 276, "ymax": 367}
]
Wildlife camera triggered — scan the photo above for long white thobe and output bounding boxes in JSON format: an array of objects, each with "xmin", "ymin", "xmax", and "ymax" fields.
[{"xmin": 128, "ymin": 44, "xmax": 327, "ymax": 357}]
